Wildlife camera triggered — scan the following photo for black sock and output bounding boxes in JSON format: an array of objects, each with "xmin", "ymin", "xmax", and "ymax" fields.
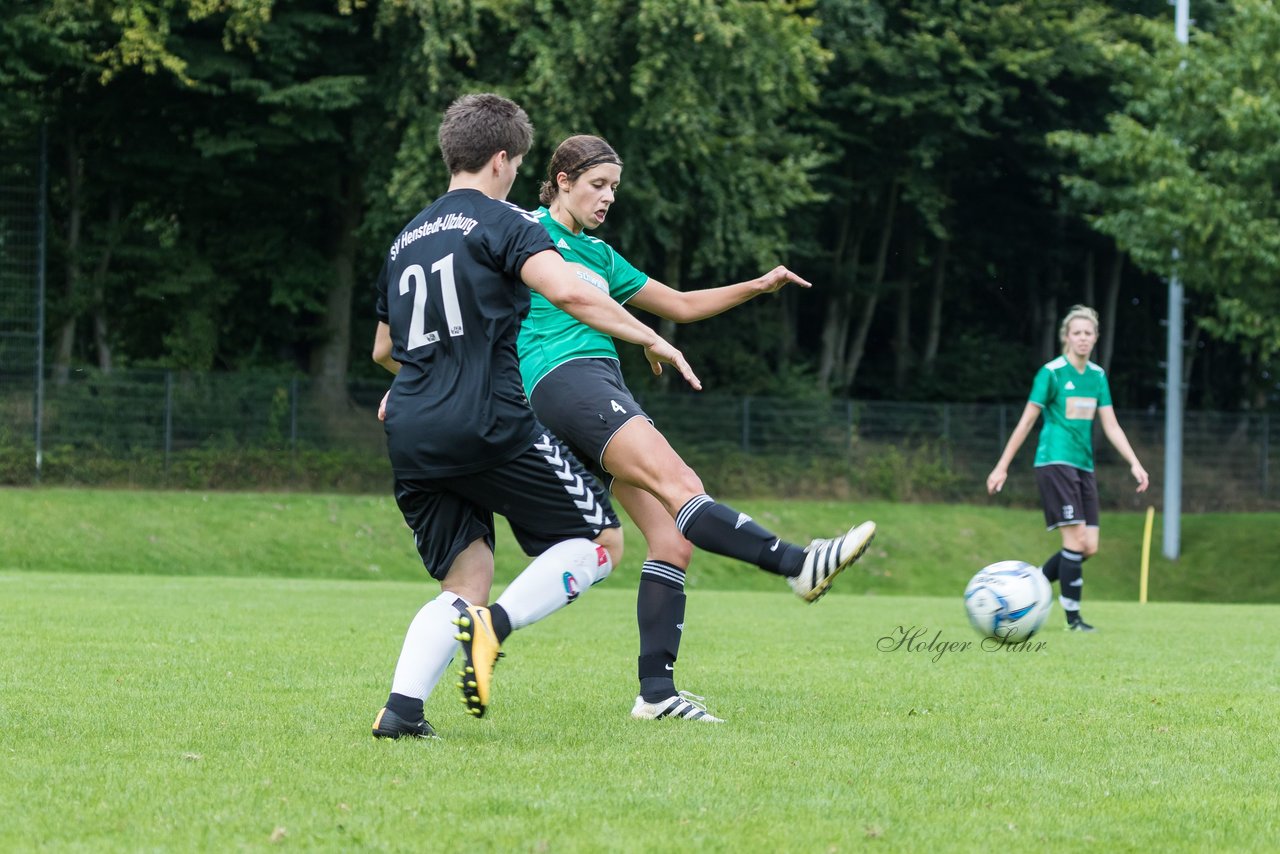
[
  {"xmin": 385, "ymin": 692, "xmax": 424, "ymax": 721},
  {"xmin": 489, "ymin": 603, "xmax": 513, "ymax": 643},
  {"xmin": 675, "ymin": 494, "xmax": 805, "ymax": 576},
  {"xmin": 637, "ymin": 561, "xmax": 685, "ymax": 702},
  {"xmin": 1041, "ymin": 551, "xmax": 1061, "ymax": 584},
  {"xmin": 1058, "ymin": 548, "xmax": 1084, "ymax": 619}
]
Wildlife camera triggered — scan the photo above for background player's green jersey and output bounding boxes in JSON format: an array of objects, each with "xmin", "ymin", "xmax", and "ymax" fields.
[
  {"xmin": 1029, "ymin": 356, "xmax": 1113, "ymax": 471},
  {"xmin": 517, "ymin": 207, "xmax": 649, "ymax": 394}
]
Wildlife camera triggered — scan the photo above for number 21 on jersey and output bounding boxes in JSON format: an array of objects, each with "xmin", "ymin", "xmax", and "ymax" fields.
[{"xmin": 399, "ymin": 253, "xmax": 464, "ymax": 349}]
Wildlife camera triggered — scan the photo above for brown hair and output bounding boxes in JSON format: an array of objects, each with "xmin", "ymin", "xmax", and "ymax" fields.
[
  {"xmin": 1059, "ymin": 304, "xmax": 1100, "ymax": 354},
  {"xmin": 538, "ymin": 135, "xmax": 623, "ymax": 206},
  {"xmin": 437, "ymin": 93, "xmax": 534, "ymax": 175}
]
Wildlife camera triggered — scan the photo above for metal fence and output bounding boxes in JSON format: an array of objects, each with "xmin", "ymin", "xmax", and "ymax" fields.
[
  {"xmin": 0, "ymin": 130, "xmax": 44, "ymax": 474},
  {"xmin": 1, "ymin": 368, "xmax": 1275, "ymax": 511}
]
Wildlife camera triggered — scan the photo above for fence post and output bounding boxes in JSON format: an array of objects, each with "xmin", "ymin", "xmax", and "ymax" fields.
[
  {"xmin": 742, "ymin": 396, "xmax": 751, "ymax": 453},
  {"xmin": 998, "ymin": 404, "xmax": 1007, "ymax": 447},
  {"xmin": 163, "ymin": 371, "xmax": 173, "ymax": 472}
]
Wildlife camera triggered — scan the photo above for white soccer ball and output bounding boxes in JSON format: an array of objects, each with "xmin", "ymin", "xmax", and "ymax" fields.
[{"xmin": 963, "ymin": 560, "xmax": 1054, "ymax": 642}]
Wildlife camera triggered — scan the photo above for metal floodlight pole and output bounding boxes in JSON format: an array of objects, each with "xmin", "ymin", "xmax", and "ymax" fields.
[{"xmin": 1163, "ymin": 0, "xmax": 1190, "ymax": 560}]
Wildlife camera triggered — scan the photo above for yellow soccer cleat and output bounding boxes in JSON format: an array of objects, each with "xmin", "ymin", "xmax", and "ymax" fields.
[{"xmin": 452, "ymin": 605, "xmax": 502, "ymax": 718}]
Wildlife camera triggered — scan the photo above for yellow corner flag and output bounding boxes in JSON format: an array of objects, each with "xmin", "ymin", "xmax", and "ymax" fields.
[{"xmin": 1140, "ymin": 506, "xmax": 1155, "ymax": 604}]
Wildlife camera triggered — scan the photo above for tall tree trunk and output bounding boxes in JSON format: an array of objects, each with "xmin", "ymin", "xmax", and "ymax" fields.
[
  {"xmin": 817, "ymin": 204, "xmax": 863, "ymax": 392},
  {"xmin": 1099, "ymin": 248, "xmax": 1122, "ymax": 372},
  {"xmin": 840, "ymin": 180, "xmax": 898, "ymax": 392},
  {"xmin": 777, "ymin": 283, "xmax": 796, "ymax": 370},
  {"xmin": 309, "ymin": 170, "xmax": 363, "ymax": 404},
  {"xmin": 1082, "ymin": 248, "xmax": 1096, "ymax": 307},
  {"xmin": 1040, "ymin": 290, "xmax": 1058, "ymax": 364},
  {"xmin": 53, "ymin": 128, "xmax": 82, "ymax": 384},
  {"xmin": 91, "ymin": 192, "xmax": 122, "ymax": 373},
  {"xmin": 840, "ymin": 293, "xmax": 878, "ymax": 392},
  {"xmin": 892, "ymin": 223, "xmax": 917, "ymax": 393},
  {"xmin": 1027, "ymin": 269, "xmax": 1057, "ymax": 363},
  {"xmin": 921, "ymin": 237, "xmax": 949, "ymax": 375}
]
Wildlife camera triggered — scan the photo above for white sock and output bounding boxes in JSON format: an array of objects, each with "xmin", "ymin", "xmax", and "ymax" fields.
[
  {"xmin": 389, "ymin": 591, "xmax": 466, "ymax": 700},
  {"xmin": 494, "ymin": 539, "xmax": 612, "ymax": 632}
]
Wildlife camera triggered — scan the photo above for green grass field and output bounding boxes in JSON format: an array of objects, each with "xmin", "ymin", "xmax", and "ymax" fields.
[
  {"xmin": 3, "ymin": 488, "xmax": 1278, "ymax": 601},
  {"xmin": 3, "ymin": 574, "xmax": 1277, "ymax": 852},
  {"xmin": 2, "ymin": 489, "xmax": 1278, "ymax": 851}
]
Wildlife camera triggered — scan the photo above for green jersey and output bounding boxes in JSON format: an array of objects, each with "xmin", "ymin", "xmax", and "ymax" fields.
[
  {"xmin": 1029, "ymin": 356, "xmax": 1113, "ymax": 471},
  {"xmin": 517, "ymin": 207, "xmax": 650, "ymax": 394}
]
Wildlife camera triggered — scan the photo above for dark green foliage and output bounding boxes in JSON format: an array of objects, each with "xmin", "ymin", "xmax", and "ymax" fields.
[{"xmin": 0, "ymin": 0, "xmax": 1273, "ymax": 410}]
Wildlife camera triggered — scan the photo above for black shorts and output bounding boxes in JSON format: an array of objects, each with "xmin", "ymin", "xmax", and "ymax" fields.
[
  {"xmin": 1035, "ymin": 464, "xmax": 1100, "ymax": 530},
  {"xmin": 528, "ymin": 358, "xmax": 651, "ymax": 487},
  {"xmin": 393, "ymin": 430, "xmax": 620, "ymax": 580}
]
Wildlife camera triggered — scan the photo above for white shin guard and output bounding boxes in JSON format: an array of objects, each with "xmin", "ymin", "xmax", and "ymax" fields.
[{"xmin": 494, "ymin": 538, "xmax": 612, "ymax": 632}]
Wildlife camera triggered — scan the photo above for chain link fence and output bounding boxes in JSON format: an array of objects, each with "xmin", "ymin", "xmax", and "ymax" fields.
[
  {"xmin": 0, "ymin": 129, "xmax": 45, "ymax": 477},
  {"xmin": 1, "ymin": 368, "xmax": 1275, "ymax": 511}
]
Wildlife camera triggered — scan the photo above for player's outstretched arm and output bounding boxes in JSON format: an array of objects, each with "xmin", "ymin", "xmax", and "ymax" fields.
[
  {"xmin": 1098, "ymin": 407, "xmax": 1150, "ymax": 493},
  {"xmin": 522, "ymin": 250, "xmax": 702, "ymax": 391},
  {"xmin": 986, "ymin": 402, "xmax": 1042, "ymax": 494},
  {"xmin": 629, "ymin": 265, "xmax": 812, "ymax": 324}
]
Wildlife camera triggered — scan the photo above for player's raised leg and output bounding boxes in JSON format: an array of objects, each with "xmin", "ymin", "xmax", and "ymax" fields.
[{"xmin": 605, "ymin": 417, "xmax": 876, "ymax": 602}]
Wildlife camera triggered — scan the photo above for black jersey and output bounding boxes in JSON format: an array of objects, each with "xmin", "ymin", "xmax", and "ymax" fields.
[{"xmin": 375, "ymin": 189, "xmax": 555, "ymax": 476}]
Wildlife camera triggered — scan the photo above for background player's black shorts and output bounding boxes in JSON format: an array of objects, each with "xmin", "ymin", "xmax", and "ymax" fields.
[
  {"xmin": 393, "ymin": 430, "xmax": 619, "ymax": 580},
  {"xmin": 1035, "ymin": 464, "xmax": 1100, "ymax": 530},
  {"xmin": 528, "ymin": 358, "xmax": 651, "ymax": 487}
]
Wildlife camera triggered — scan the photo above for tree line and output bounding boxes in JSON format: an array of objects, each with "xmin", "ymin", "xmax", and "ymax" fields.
[{"xmin": 2, "ymin": 0, "xmax": 1276, "ymax": 411}]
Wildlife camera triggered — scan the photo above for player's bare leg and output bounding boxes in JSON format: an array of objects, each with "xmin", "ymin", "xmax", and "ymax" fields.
[{"xmin": 604, "ymin": 418, "xmax": 875, "ymax": 602}]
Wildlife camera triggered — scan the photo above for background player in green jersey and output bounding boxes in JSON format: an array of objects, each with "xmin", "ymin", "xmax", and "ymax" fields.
[
  {"xmin": 519, "ymin": 134, "xmax": 877, "ymax": 722},
  {"xmin": 986, "ymin": 305, "xmax": 1149, "ymax": 631}
]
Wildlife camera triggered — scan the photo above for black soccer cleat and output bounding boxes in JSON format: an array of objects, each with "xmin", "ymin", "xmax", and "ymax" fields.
[
  {"xmin": 1065, "ymin": 613, "xmax": 1097, "ymax": 632},
  {"xmin": 372, "ymin": 707, "xmax": 438, "ymax": 739}
]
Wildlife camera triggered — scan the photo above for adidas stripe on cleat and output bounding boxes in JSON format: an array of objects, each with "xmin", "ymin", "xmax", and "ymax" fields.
[
  {"xmin": 630, "ymin": 691, "xmax": 724, "ymax": 723},
  {"xmin": 789, "ymin": 520, "xmax": 877, "ymax": 603},
  {"xmin": 453, "ymin": 604, "xmax": 502, "ymax": 718},
  {"xmin": 371, "ymin": 707, "xmax": 438, "ymax": 740}
]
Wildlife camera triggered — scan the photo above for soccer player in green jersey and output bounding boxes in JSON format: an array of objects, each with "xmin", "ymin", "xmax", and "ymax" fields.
[
  {"xmin": 368, "ymin": 97, "xmax": 699, "ymax": 737},
  {"xmin": 987, "ymin": 305, "xmax": 1149, "ymax": 631},
  {"xmin": 518, "ymin": 134, "xmax": 877, "ymax": 722}
]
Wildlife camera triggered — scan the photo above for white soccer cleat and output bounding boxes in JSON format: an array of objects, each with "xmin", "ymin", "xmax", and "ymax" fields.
[
  {"xmin": 789, "ymin": 520, "xmax": 877, "ymax": 603},
  {"xmin": 630, "ymin": 691, "xmax": 724, "ymax": 723}
]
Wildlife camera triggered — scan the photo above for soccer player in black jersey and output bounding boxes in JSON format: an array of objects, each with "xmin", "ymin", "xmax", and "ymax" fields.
[{"xmin": 369, "ymin": 94, "xmax": 699, "ymax": 739}]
